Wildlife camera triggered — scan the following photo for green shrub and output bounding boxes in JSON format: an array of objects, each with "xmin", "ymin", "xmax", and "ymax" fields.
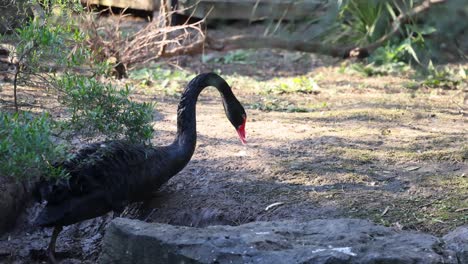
[
  {"xmin": 129, "ymin": 67, "xmax": 192, "ymax": 97},
  {"xmin": 421, "ymin": 64, "xmax": 467, "ymax": 89},
  {"xmin": 343, "ymin": 61, "xmax": 410, "ymax": 77},
  {"xmin": 58, "ymin": 74, "xmax": 155, "ymax": 142},
  {"xmin": 0, "ymin": 112, "xmax": 69, "ymax": 182},
  {"xmin": 250, "ymin": 98, "xmax": 309, "ymax": 113},
  {"xmin": 264, "ymin": 76, "xmax": 320, "ymax": 95},
  {"xmin": 0, "ymin": 1, "xmax": 157, "ymax": 184},
  {"xmin": 339, "ymin": 0, "xmax": 390, "ymax": 45},
  {"xmin": 341, "ymin": 23, "xmax": 435, "ymax": 76}
]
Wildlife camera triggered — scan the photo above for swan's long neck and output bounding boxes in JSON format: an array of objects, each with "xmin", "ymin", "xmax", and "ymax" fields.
[{"xmin": 170, "ymin": 73, "xmax": 233, "ymax": 162}]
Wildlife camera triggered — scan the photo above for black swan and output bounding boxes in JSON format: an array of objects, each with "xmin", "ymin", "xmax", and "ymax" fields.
[{"xmin": 33, "ymin": 72, "xmax": 247, "ymax": 263}]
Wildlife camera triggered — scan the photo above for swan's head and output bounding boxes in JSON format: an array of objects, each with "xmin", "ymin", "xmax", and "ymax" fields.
[{"xmin": 224, "ymin": 97, "xmax": 247, "ymax": 145}]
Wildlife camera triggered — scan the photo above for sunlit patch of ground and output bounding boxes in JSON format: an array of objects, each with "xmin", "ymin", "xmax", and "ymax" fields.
[{"xmin": 129, "ymin": 61, "xmax": 467, "ymax": 236}]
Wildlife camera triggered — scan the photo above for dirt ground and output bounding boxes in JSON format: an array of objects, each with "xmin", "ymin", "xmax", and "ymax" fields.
[
  {"xmin": 144, "ymin": 54, "xmax": 467, "ymax": 236},
  {"xmin": 1, "ymin": 25, "xmax": 467, "ymax": 263}
]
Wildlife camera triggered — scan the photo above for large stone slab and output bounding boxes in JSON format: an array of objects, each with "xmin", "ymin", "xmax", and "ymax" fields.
[
  {"xmin": 99, "ymin": 218, "xmax": 465, "ymax": 264},
  {"xmin": 444, "ymin": 226, "xmax": 468, "ymax": 264}
]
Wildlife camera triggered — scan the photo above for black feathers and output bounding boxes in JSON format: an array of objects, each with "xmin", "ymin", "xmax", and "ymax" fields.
[
  {"xmin": 34, "ymin": 141, "xmax": 159, "ymax": 226},
  {"xmin": 34, "ymin": 73, "xmax": 247, "ymax": 228}
]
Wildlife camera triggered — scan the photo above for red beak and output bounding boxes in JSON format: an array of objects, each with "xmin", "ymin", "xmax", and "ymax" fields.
[{"xmin": 236, "ymin": 118, "xmax": 247, "ymax": 145}]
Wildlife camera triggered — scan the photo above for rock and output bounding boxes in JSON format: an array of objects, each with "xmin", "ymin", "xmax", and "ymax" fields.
[
  {"xmin": 444, "ymin": 226, "xmax": 468, "ymax": 264},
  {"xmin": 99, "ymin": 218, "xmax": 460, "ymax": 264}
]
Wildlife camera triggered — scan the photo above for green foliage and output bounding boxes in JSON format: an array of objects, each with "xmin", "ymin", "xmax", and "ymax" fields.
[
  {"xmin": 339, "ymin": 0, "xmax": 390, "ymax": 45},
  {"xmin": 129, "ymin": 67, "xmax": 193, "ymax": 97},
  {"xmin": 250, "ymin": 97, "xmax": 327, "ymax": 113},
  {"xmin": 130, "ymin": 67, "xmax": 190, "ymax": 82},
  {"xmin": 58, "ymin": 75, "xmax": 155, "ymax": 142},
  {"xmin": 328, "ymin": 0, "xmax": 449, "ymax": 76},
  {"xmin": 264, "ymin": 76, "xmax": 320, "ymax": 95},
  {"xmin": 371, "ymin": 40, "xmax": 418, "ymax": 65},
  {"xmin": 342, "ymin": 61, "xmax": 410, "ymax": 77},
  {"xmin": 2, "ymin": 0, "xmax": 155, "ymax": 142},
  {"xmin": 6, "ymin": 0, "xmax": 87, "ymax": 70},
  {"xmin": 318, "ymin": 0, "xmax": 392, "ymax": 45},
  {"xmin": 250, "ymin": 98, "xmax": 308, "ymax": 112},
  {"xmin": 421, "ymin": 64, "xmax": 467, "ymax": 89},
  {"xmin": 0, "ymin": 0, "xmax": 159, "ymax": 183},
  {"xmin": 0, "ymin": 112, "xmax": 69, "ymax": 182},
  {"xmin": 341, "ymin": 22, "xmax": 436, "ymax": 76},
  {"xmin": 202, "ymin": 50, "xmax": 252, "ymax": 64}
]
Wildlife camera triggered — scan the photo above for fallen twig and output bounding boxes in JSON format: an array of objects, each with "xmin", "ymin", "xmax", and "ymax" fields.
[
  {"xmin": 265, "ymin": 202, "xmax": 284, "ymax": 211},
  {"xmin": 381, "ymin": 206, "xmax": 390, "ymax": 216}
]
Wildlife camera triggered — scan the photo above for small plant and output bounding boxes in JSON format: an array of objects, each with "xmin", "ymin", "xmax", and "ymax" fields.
[
  {"xmin": 340, "ymin": 33, "xmax": 430, "ymax": 77},
  {"xmin": 0, "ymin": 112, "xmax": 69, "ymax": 182},
  {"xmin": 58, "ymin": 75, "xmax": 155, "ymax": 142},
  {"xmin": 250, "ymin": 98, "xmax": 309, "ymax": 112},
  {"xmin": 371, "ymin": 39, "xmax": 420, "ymax": 65},
  {"xmin": 264, "ymin": 76, "xmax": 320, "ymax": 95},
  {"xmin": 0, "ymin": 0, "xmax": 88, "ymax": 112},
  {"xmin": 130, "ymin": 67, "xmax": 191, "ymax": 82},
  {"xmin": 338, "ymin": 0, "xmax": 390, "ymax": 45},
  {"xmin": 343, "ymin": 61, "xmax": 410, "ymax": 77},
  {"xmin": 203, "ymin": 50, "xmax": 251, "ymax": 64},
  {"xmin": 129, "ymin": 67, "xmax": 192, "ymax": 97},
  {"xmin": 331, "ymin": 0, "xmax": 445, "ymax": 78},
  {"xmin": 421, "ymin": 63, "xmax": 467, "ymax": 89}
]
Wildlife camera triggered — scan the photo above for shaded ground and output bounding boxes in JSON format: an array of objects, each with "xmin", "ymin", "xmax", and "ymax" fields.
[{"xmin": 0, "ymin": 27, "xmax": 467, "ymax": 263}]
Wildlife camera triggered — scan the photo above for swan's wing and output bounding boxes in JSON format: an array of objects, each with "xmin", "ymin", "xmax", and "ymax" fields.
[
  {"xmin": 35, "ymin": 141, "xmax": 153, "ymax": 205},
  {"xmin": 35, "ymin": 141, "xmax": 157, "ymax": 227},
  {"xmin": 57, "ymin": 142, "xmax": 104, "ymax": 170},
  {"xmin": 33, "ymin": 142, "xmax": 103, "ymax": 203}
]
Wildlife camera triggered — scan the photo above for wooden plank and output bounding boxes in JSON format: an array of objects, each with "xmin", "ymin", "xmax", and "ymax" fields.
[
  {"xmin": 81, "ymin": 0, "xmax": 325, "ymax": 19},
  {"xmin": 81, "ymin": 0, "xmax": 154, "ymax": 11},
  {"xmin": 176, "ymin": 0, "xmax": 325, "ymax": 20}
]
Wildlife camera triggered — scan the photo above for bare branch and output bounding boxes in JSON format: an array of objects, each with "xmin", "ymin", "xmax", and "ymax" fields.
[{"xmin": 80, "ymin": 3, "xmax": 206, "ymax": 75}]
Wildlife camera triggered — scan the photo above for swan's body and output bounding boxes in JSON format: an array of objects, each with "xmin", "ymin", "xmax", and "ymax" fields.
[
  {"xmin": 34, "ymin": 72, "xmax": 247, "ymax": 263},
  {"xmin": 34, "ymin": 142, "xmax": 183, "ymax": 227}
]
